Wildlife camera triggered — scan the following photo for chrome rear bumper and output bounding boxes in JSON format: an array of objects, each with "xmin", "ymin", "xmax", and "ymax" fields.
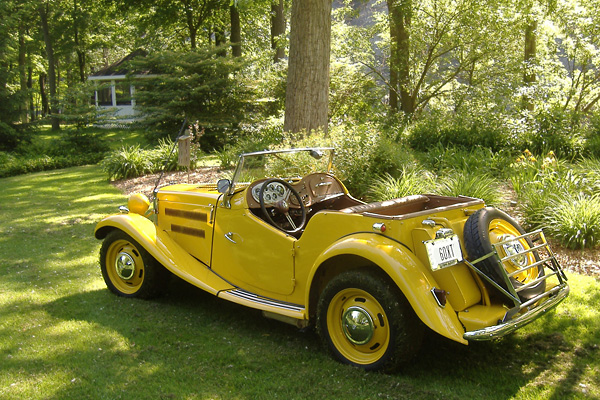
[{"xmin": 463, "ymin": 283, "xmax": 569, "ymax": 341}]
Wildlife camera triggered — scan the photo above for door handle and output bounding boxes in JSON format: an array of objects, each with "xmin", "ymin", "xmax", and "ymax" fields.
[{"xmin": 225, "ymin": 232, "xmax": 237, "ymax": 244}]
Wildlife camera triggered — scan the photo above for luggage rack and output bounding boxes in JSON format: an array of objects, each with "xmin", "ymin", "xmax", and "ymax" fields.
[{"xmin": 464, "ymin": 229, "xmax": 569, "ymax": 321}]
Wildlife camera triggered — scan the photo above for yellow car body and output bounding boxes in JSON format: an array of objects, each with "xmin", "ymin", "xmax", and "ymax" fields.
[{"xmin": 95, "ymin": 147, "xmax": 569, "ymax": 372}]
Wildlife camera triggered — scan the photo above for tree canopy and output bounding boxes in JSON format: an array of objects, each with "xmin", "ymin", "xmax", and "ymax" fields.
[{"xmin": 0, "ymin": 0, "xmax": 599, "ymax": 150}]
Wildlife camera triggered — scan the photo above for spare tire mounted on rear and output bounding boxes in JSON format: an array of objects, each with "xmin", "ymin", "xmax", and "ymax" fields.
[{"xmin": 463, "ymin": 207, "xmax": 545, "ymax": 301}]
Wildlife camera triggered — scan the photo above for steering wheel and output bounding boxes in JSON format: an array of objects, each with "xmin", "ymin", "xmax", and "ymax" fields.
[{"xmin": 258, "ymin": 178, "xmax": 307, "ymax": 235}]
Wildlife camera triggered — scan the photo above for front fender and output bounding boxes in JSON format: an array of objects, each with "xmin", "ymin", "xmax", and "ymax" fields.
[
  {"xmin": 309, "ymin": 233, "xmax": 467, "ymax": 344},
  {"xmin": 95, "ymin": 214, "xmax": 229, "ymax": 295}
]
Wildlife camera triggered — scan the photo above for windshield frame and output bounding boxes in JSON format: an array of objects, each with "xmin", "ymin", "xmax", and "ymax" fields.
[{"xmin": 227, "ymin": 147, "xmax": 335, "ymax": 196}]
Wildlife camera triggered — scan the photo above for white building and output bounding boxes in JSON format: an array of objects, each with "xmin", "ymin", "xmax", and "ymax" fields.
[{"xmin": 88, "ymin": 49, "xmax": 148, "ymax": 123}]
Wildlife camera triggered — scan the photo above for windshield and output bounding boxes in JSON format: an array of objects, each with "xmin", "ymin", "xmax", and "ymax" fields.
[{"xmin": 230, "ymin": 148, "xmax": 335, "ymax": 192}]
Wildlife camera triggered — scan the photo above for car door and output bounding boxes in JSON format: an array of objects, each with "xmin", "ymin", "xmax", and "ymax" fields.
[{"xmin": 211, "ymin": 197, "xmax": 296, "ymax": 296}]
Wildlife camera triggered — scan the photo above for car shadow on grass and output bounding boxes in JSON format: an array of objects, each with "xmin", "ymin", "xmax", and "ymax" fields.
[{"xmin": 40, "ymin": 276, "xmax": 581, "ymax": 400}]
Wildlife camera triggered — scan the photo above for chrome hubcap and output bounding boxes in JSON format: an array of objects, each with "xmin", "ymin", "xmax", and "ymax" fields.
[
  {"xmin": 115, "ymin": 252, "xmax": 136, "ymax": 280},
  {"xmin": 500, "ymin": 234, "xmax": 527, "ymax": 267},
  {"xmin": 342, "ymin": 306, "xmax": 374, "ymax": 345}
]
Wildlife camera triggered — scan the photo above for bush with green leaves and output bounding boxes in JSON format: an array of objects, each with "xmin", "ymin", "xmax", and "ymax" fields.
[
  {"xmin": 130, "ymin": 49, "xmax": 252, "ymax": 150},
  {"xmin": 0, "ymin": 153, "xmax": 102, "ymax": 178},
  {"xmin": 101, "ymin": 145, "xmax": 153, "ymax": 180},
  {"xmin": 101, "ymin": 138, "xmax": 200, "ymax": 181},
  {"xmin": 435, "ymin": 171, "xmax": 504, "ymax": 206},
  {"xmin": 369, "ymin": 167, "xmax": 436, "ymax": 201},
  {"xmin": 522, "ymin": 108, "xmax": 585, "ymax": 160},
  {"xmin": 405, "ymin": 110, "xmax": 514, "ymax": 153},
  {"xmin": 545, "ymin": 194, "xmax": 600, "ymax": 250},
  {"xmin": 417, "ymin": 144, "xmax": 515, "ymax": 179},
  {"xmin": 510, "ymin": 153, "xmax": 600, "ymax": 248},
  {"xmin": 218, "ymin": 118, "xmax": 284, "ymax": 168}
]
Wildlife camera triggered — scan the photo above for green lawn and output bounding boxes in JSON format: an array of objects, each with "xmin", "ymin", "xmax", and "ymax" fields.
[{"xmin": 0, "ymin": 166, "xmax": 598, "ymax": 399}]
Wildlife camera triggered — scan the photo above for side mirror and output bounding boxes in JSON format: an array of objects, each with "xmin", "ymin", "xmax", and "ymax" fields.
[{"xmin": 217, "ymin": 179, "xmax": 231, "ymax": 194}]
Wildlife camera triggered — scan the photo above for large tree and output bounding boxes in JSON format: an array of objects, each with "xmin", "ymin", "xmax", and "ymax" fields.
[{"xmin": 283, "ymin": 0, "xmax": 332, "ymax": 133}]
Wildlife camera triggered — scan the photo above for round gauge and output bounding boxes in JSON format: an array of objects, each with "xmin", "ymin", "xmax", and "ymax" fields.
[{"xmin": 252, "ymin": 181, "xmax": 288, "ymax": 205}]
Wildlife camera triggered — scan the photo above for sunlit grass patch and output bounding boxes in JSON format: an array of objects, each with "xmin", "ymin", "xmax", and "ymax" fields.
[{"xmin": 0, "ymin": 164, "xmax": 599, "ymax": 400}]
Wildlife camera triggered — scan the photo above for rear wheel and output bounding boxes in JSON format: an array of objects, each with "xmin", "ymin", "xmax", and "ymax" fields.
[
  {"xmin": 99, "ymin": 230, "xmax": 169, "ymax": 299},
  {"xmin": 316, "ymin": 270, "xmax": 423, "ymax": 372},
  {"xmin": 463, "ymin": 207, "xmax": 545, "ymax": 300}
]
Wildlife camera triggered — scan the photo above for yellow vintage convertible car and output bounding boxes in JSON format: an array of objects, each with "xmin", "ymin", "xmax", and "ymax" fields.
[{"xmin": 95, "ymin": 147, "xmax": 569, "ymax": 372}]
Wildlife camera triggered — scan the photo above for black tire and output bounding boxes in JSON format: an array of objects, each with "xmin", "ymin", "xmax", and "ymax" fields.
[
  {"xmin": 316, "ymin": 269, "xmax": 423, "ymax": 372},
  {"xmin": 99, "ymin": 230, "xmax": 170, "ymax": 299},
  {"xmin": 463, "ymin": 207, "xmax": 545, "ymax": 301}
]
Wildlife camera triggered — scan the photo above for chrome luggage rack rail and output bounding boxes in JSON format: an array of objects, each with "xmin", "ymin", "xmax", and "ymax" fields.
[{"xmin": 464, "ymin": 229, "xmax": 569, "ymax": 320}]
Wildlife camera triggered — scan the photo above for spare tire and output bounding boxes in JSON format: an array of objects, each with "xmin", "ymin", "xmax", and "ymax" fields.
[{"xmin": 463, "ymin": 207, "xmax": 545, "ymax": 301}]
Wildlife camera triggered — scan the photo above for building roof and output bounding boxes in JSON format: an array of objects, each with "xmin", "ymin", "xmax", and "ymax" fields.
[{"xmin": 90, "ymin": 49, "xmax": 149, "ymax": 78}]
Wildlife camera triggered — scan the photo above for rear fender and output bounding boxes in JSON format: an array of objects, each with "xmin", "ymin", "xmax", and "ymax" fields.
[
  {"xmin": 309, "ymin": 233, "xmax": 467, "ymax": 344},
  {"xmin": 95, "ymin": 214, "xmax": 229, "ymax": 295}
]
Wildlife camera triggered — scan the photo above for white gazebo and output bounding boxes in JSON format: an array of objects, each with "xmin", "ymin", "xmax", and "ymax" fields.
[{"xmin": 88, "ymin": 49, "xmax": 149, "ymax": 123}]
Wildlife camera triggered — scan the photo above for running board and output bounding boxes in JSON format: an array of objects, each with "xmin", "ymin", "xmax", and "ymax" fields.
[{"xmin": 218, "ymin": 288, "xmax": 307, "ymax": 320}]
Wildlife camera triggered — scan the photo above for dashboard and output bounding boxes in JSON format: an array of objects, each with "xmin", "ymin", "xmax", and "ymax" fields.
[{"xmin": 247, "ymin": 173, "xmax": 344, "ymax": 209}]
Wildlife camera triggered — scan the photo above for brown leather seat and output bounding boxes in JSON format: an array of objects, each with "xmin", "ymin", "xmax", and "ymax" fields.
[{"xmin": 340, "ymin": 195, "xmax": 429, "ymax": 216}]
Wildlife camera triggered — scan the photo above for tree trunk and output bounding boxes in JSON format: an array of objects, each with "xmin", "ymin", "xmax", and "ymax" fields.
[
  {"xmin": 39, "ymin": 3, "xmax": 60, "ymax": 130},
  {"xmin": 283, "ymin": 0, "xmax": 332, "ymax": 134},
  {"xmin": 28, "ymin": 64, "xmax": 34, "ymax": 120},
  {"xmin": 18, "ymin": 26, "xmax": 28, "ymax": 123},
  {"xmin": 73, "ymin": 0, "xmax": 86, "ymax": 82},
  {"xmin": 271, "ymin": 0, "xmax": 286, "ymax": 63},
  {"xmin": 230, "ymin": 5, "xmax": 242, "ymax": 57},
  {"xmin": 39, "ymin": 73, "xmax": 49, "ymax": 116},
  {"xmin": 522, "ymin": 20, "xmax": 537, "ymax": 111},
  {"xmin": 387, "ymin": 0, "xmax": 412, "ymax": 115}
]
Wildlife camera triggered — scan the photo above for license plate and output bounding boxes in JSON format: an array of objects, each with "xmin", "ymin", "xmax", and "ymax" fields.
[{"xmin": 425, "ymin": 235, "xmax": 463, "ymax": 271}]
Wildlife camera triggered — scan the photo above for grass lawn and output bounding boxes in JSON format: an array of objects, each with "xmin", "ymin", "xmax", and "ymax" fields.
[
  {"xmin": 36, "ymin": 125, "xmax": 147, "ymax": 150},
  {"xmin": 1, "ymin": 165, "xmax": 599, "ymax": 399}
]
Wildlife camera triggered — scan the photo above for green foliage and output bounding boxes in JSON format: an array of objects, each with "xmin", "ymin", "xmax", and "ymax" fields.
[
  {"xmin": 59, "ymin": 81, "xmax": 98, "ymax": 128},
  {"xmin": 545, "ymin": 194, "xmax": 600, "ymax": 249},
  {"xmin": 217, "ymin": 118, "xmax": 284, "ymax": 168},
  {"xmin": 0, "ymin": 153, "xmax": 103, "ymax": 178},
  {"xmin": 368, "ymin": 167, "xmax": 436, "ymax": 201},
  {"xmin": 416, "ymin": 144, "xmax": 515, "ymax": 179},
  {"xmin": 101, "ymin": 138, "xmax": 195, "ymax": 181},
  {"xmin": 523, "ymin": 109, "xmax": 585, "ymax": 160},
  {"xmin": 435, "ymin": 171, "xmax": 504, "ymax": 206},
  {"xmin": 130, "ymin": 49, "xmax": 251, "ymax": 149},
  {"xmin": 405, "ymin": 110, "xmax": 516, "ymax": 153},
  {"xmin": 101, "ymin": 145, "xmax": 153, "ymax": 180},
  {"xmin": 510, "ymin": 152, "xmax": 600, "ymax": 248}
]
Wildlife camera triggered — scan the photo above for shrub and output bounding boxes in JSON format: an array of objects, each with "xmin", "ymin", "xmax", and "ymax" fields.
[
  {"xmin": 405, "ymin": 111, "xmax": 512, "ymax": 153},
  {"xmin": 148, "ymin": 137, "xmax": 184, "ymax": 172},
  {"xmin": 522, "ymin": 109, "xmax": 585, "ymax": 160},
  {"xmin": 417, "ymin": 144, "xmax": 515, "ymax": 179},
  {"xmin": 435, "ymin": 171, "xmax": 504, "ymax": 206},
  {"xmin": 218, "ymin": 119, "xmax": 284, "ymax": 168},
  {"xmin": 368, "ymin": 167, "xmax": 436, "ymax": 201},
  {"xmin": 101, "ymin": 145, "xmax": 153, "ymax": 180},
  {"xmin": 130, "ymin": 49, "xmax": 252, "ymax": 149},
  {"xmin": 0, "ymin": 154, "xmax": 101, "ymax": 178},
  {"xmin": 545, "ymin": 194, "xmax": 600, "ymax": 249}
]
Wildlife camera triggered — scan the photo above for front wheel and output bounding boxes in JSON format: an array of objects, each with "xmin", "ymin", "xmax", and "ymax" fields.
[
  {"xmin": 99, "ymin": 230, "xmax": 169, "ymax": 299},
  {"xmin": 316, "ymin": 270, "xmax": 423, "ymax": 372}
]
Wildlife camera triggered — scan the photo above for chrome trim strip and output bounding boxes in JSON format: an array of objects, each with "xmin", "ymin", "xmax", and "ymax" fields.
[
  {"xmin": 227, "ymin": 289, "xmax": 304, "ymax": 312},
  {"xmin": 463, "ymin": 284, "xmax": 569, "ymax": 341}
]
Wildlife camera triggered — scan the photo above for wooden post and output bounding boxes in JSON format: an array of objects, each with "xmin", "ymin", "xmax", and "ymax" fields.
[{"xmin": 178, "ymin": 130, "xmax": 191, "ymax": 182}]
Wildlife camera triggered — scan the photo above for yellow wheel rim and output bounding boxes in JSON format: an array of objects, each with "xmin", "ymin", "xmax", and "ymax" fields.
[
  {"xmin": 105, "ymin": 239, "xmax": 145, "ymax": 294},
  {"xmin": 327, "ymin": 288, "xmax": 390, "ymax": 365},
  {"xmin": 488, "ymin": 218, "xmax": 538, "ymax": 284}
]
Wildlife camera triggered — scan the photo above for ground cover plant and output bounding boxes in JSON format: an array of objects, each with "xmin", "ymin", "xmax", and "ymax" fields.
[{"xmin": 1, "ymin": 163, "xmax": 599, "ymax": 400}]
